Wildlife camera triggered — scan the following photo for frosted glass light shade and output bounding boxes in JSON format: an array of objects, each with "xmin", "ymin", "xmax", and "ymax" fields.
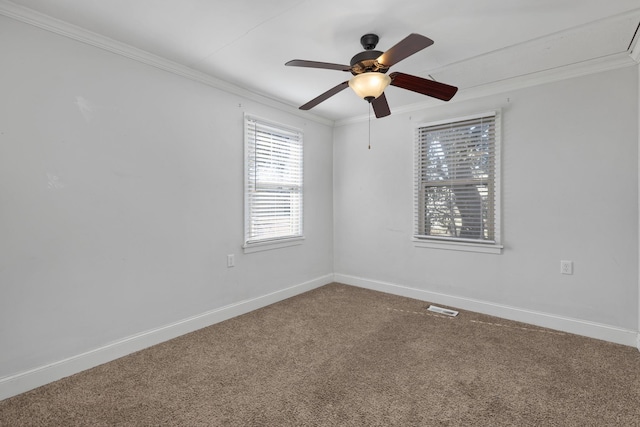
[{"xmin": 348, "ymin": 72, "xmax": 391, "ymax": 100}]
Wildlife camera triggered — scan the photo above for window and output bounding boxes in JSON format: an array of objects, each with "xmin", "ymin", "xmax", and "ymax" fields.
[
  {"xmin": 414, "ymin": 111, "xmax": 501, "ymax": 253},
  {"xmin": 244, "ymin": 115, "xmax": 303, "ymax": 251}
]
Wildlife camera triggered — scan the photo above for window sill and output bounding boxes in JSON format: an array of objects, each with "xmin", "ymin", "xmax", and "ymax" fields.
[
  {"xmin": 243, "ymin": 236, "xmax": 305, "ymax": 254},
  {"xmin": 413, "ymin": 238, "xmax": 503, "ymax": 254}
]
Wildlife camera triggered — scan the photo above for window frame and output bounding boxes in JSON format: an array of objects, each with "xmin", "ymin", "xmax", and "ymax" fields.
[
  {"xmin": 243, "ymin": 114, "xmax": 304, "ymax": 253},
  {"xmin": 413, "ymin": 111, "xmax": 502, "ymax": 254}
]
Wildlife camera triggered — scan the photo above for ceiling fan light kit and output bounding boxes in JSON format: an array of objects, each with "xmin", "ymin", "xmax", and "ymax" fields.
[
  {"xmin": 348, "ymin": 72, "xmax": 391, "ymax": 101},
  {"xmin": 285, "ymin": 33, "xmax": 458, "ymax": 118}
]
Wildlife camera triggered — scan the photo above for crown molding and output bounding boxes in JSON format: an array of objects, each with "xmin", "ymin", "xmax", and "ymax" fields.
[
  {"xmin": 335, "ymin": 51, "xmax": 636, "ymax": 127},
  {"xmin": 0, "ymin": 0, "xmax": 334, "ymax": 127},
  {"xmin": 628, "ymin": 15, "xmax": 640, "ymax": 63},
  {"xmin": 1, "ymin": 0, "xmax": 636, "ymax": 127},
  {"xmin": 630, "ymin": 30, "xmax": 640, "ymax": 64}
]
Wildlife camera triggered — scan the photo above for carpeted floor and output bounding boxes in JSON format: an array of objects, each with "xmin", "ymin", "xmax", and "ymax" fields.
[{"xmin": 1, "ymin": 283, "xmax": 639, "ymax": 426}]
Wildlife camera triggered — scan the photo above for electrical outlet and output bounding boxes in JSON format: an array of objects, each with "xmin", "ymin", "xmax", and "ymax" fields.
[
  {"xmin": 560, "ymin": 260, "xmax": 573, "ymax": 275},
  {"xmin": 227, "ymin": 254, "xmax": 235, "ymax": 268}
]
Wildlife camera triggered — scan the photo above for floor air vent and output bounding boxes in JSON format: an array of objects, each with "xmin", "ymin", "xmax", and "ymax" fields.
[{"xmin": 427, "ymin": 305, "xmax": 459, "ymax": 317}]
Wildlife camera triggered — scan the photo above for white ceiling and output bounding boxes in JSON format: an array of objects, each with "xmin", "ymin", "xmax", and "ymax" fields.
[{"xmin": 4, "ymin": 0, "xmax": 640, "ymax": 122}]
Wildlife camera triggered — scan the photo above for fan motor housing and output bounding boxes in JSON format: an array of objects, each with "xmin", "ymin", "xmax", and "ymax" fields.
[{"xmin": 350, "ymin": 50, "xmax": 389, "ymax": 75}]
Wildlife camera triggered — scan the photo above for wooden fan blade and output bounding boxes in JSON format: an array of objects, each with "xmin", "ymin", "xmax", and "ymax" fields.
[
  {"xmin": 376, "ymin": 34, "xmax": 434, "ymax": 68},
  {"xmin": 389, "ymin": 72, "xmax": 458, "ymax": 101},
  {"xmin": 371, "ymin": 92, "xmax": 391, "ymax": 118},
  {"xmin": 299, "ymin": 81, "xmax": 350, "ymax": 110},
  {"xmin": 285, "ymin": 60, "xmax": 351, "ymax": 72}
]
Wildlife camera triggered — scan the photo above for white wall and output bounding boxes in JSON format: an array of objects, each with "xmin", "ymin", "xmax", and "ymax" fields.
[
  {"xmin": 0, "ymin": 16, "xmax": 334, "ymax": 381},
  {"xmin": 1, "ymin": 10, "xmax": 639, "ymax": 400},
  {"xmin": 334, "ymin": 65, "xmax": 639, "ymax": 340}
]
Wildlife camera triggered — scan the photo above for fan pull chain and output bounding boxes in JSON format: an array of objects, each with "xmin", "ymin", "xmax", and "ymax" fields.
[{"xmin": 368, "ymin": 102, "xmax": 371, "ymax": 150}]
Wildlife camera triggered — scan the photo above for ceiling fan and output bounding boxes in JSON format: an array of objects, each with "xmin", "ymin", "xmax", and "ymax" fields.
[{"xmin": 285, "ymin": 33, "xmax": 458, "ymax": 118}]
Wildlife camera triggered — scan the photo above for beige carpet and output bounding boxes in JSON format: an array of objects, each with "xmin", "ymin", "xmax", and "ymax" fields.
[{"xmin": 1, "ymin": 283, "xmax": 639, "ymax": 426}]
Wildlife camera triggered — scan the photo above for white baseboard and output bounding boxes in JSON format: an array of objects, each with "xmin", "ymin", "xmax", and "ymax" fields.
[
  {"xmin": 335, "ymin": 273, "xmax": 638, "ymax": 348},
  {"xmin": 0, "ymin": 274, "xmax": 333, "ymax": 401}
]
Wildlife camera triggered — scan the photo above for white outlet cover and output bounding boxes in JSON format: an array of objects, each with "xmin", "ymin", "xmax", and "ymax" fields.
[{"xmin": 560, "ymin": 260, "xmax": 573, "ymax": 275}]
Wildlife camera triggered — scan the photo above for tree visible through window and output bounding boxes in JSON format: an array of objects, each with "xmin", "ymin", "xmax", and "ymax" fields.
[
  {"xmin": 244, "ymin": 115, "xmax": 303, "ymax": 246},
  {"xmin": 414, "ymin": 112, "xmax": 500, "ymax": 245}
]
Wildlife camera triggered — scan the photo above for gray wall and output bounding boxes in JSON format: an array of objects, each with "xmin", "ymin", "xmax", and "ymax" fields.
[
  {"xmin": 334, "ymin": 65, "xmax": 639, "ymax": 334},
  {"xmin": 1, "ymin": 11, "xmax": 639, "ymax": 396},
  {"xmin": 0, "ymin": 15, "xmax": 334, "ymax": 379}
]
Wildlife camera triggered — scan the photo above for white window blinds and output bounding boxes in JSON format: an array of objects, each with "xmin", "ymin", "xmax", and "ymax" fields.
[
  {"xmin": 414, "ymin": 112, "xmax": 500, "ymax": 244},
  {"xmin": 244, "ymin": 115, "xmax": 303, "ymax": 245}
]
